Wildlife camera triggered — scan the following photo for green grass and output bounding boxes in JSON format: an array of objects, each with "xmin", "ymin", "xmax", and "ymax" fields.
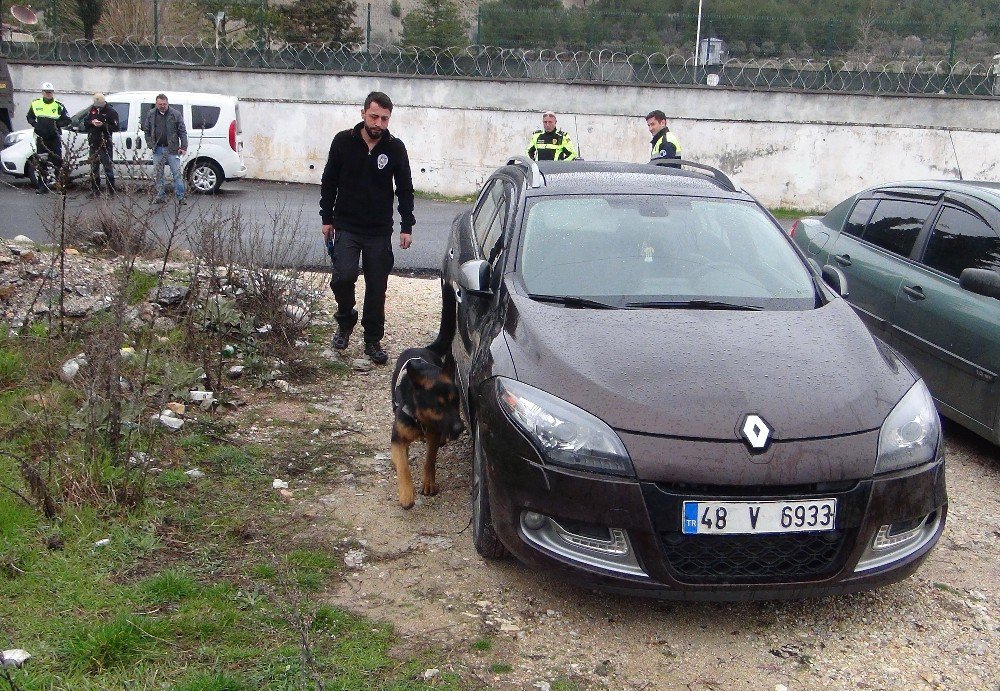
[
  {"xmin": 471, "ymin": 637, "xmax": 493, "ymax": 652},
  {"xmin": 0, "ymin": 346, "xmax": 26, "ymax": 386},
  {"xmin": 0, "ymin": 404, "xmax": 462, "ymax": 690},
  {"xmin": 414, "ymin": 189, "xmax": 477, "ymax": 204},
  {"xmin": 489, "ymin": 663, "xmax": 513, "ymax": 674},
  {"xmin": 124, "ymin": 269, "xmax": 161, "ymax": 305},
  {"xmin": 768, "ymin": 206, "xmax": 826, "ymax": 219}
]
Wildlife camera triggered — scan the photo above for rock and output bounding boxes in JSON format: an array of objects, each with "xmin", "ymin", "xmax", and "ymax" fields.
[
  {"xmin": 284, "ymin": 304, "xmax": 307, "ymax": 324},
  {"xmin": 227, "ymin": 365, "xmax": 244, "ymax": 379},
  {"xmin": 345, "ymin": 549, "xmax": 366, "ymax": 568},
  {"xmin": 354, "ymin": 402, "xmax": 364, "ymax": 411},
  {"xmin": 278, "ymin": 489, "xmax": 294, "ymax": 500},
  {"xmin": 19, "ymin": 250, "xmax": 37, "ymax": 263},
  {"xmin": 59, "ymin": 356, "xmax": 86, "ymax": 383},
  {"xmin": 154, "ymin": 285, "xmax": 188, "ymax": 306},
  {"xmin": 594, "ymin": 660, "xmax": 612, "ymax": 677},
  {"xmin": 499, "ymin": 622, "xmax": 521, "ymax": 633},
  {"xmin": 185, "ymin": 468, "xmax": 205, "ymax": 479},
  {"xmin": 1, "ymin": 649, "xmax": 31, "ymax": 668},
  {"xmin": 422, "ymin": 669, "xmax": 439, "ymax": 682},
  {"xmin": 273, "ymin": 379, "xmax": 295, "ymax": 393},
  {"xmin": 189, "ymin": 390, "xmax": 214, "ymax": 403},
  {"xmin": 120, "ymin": 347, "xmax": 136, "ymax": 360},
  {"xmin": 11, "ymin": 235, "xmax": 33, "ymax": 245},
  {"xmin": 94, "ymin": 538, "xmax": 111, "ymax": 547},
  {"xmin": 167, "ymin": 402, "xmax": 186, "ymax": 415},
  {"xmin": 351, "ymin": 359, "xmax": 373, "ymax": 372},
  {"xmin": 256, "ymin": 324, "xmax": 272, "ymax": 334},
  {"xmin": 89, "ymin": 231, "xmax": 108, "ymax": 246},
  {"xmin": 775, "ymin": 686, "xmax": 789, "ymax": 691},
  {"xmin": 534, "ymin": 683, "xmax": 551, "ymax": 691},
  {"xmin": 64, "ymin": 248, "xmax": 80, "ymax": 256},
  {"xmin": 155, "ymin": 412, "xmax": 184, "ymax": 430},
  {"xmin": 272, "ymin": 478, "xmax": 289, "ymax": 490},
  {"xmin": 374, "ymin": 452, "xmax": 390, "ymax": 462}
]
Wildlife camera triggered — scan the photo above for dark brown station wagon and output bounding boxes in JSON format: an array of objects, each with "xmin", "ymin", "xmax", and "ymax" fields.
[{"xmin": 433, "ymin": 158, "xmax": 947, "ymax": 600}]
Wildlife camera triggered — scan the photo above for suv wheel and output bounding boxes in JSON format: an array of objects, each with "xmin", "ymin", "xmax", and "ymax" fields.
[
  {"xmin": 187, "ymin": 159, "xmax": 223, "ymax": 194},
  {"xmin": 472, "ymin": 422, "xmax": 509, "ymax": 559}
]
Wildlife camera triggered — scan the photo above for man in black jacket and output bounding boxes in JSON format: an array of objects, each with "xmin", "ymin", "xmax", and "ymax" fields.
[
  {"xmin": 84, "ymin": 92, "xmax": 119, "ymax": 196},
  {"xmin": 320, "ymin": 91, "xmax": 415, "ymax": 365}
]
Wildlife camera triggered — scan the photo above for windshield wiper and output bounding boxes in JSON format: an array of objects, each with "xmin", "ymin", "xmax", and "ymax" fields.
[
  {"xmin": 528, "ymin": 294, "xmax": 619, "ymax": 309},
  {"xmin": 624, "ymin": 299, "xmax": 761, "ymax": 311}
]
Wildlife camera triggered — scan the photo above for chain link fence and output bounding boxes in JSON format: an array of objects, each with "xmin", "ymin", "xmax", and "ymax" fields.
[{"xmin": 2, "ymin": 0, "xmax": 999, "ymax": 96}]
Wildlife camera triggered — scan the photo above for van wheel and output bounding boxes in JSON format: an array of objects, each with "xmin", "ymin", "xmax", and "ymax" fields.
[
  {"xmin": 472, "ymin": 423, "xmax": 509, "ymax": 559},
  {"xmin": 187, "ymin": 159, "xmax": 223, "ymax": 194}
]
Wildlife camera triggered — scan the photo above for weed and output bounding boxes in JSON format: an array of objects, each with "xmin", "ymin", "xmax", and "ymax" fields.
[
  {"xmin": 65, "ymin": 615, "xmax": 166, "ymax": 673},
  {"xmin": 0, "ymin": 347, "xmax": 26, "ymax": 386},
  {"xmin": 286, "ymin": 548, "xmax": 339, "ymax": 591},
  {"xmin": 139, "ymin": 569, "xmax": 200, "ymax": 605},
  {"xmin": 490, "ymin": 662, "xmax": 514, "ymax": 674},
  {"xmin": 125, "ymin": 270, "xmax": 159, "ymax": 305},
  {"xmin": 471, "ymin": 637, "xmax": 493, "ymax": 652}
]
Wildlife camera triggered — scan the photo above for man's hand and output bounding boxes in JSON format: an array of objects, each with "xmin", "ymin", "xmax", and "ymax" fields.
[
  {"xmin": 322, "ymin": 224, "xmax": 335, "ymax": 241},
  {"xmin": 400, "ymin": 232, "xmax": 412, "ymax": 250},
  {"xmin": 177, "ymin": 148, "xmax": 186, "ymax": 156},
  {"xmin": 90, "ymin": 119, "xmax": 102, "ymax": 127}
]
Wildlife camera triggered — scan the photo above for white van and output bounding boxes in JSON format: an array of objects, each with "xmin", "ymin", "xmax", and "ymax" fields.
[{"xmin": 1, "ymin": 90, "xmax": 247, "ymax": 193}]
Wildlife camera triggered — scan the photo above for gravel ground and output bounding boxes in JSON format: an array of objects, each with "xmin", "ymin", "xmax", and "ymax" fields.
[{"xmin": 258, "ymin": 275, "xmax": 999, "ymax": 691}]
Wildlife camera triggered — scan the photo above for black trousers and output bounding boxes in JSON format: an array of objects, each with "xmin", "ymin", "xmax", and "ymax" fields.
[
  {"xmin": 89, "ymin": 146, "xmax": 115, "ymax": 192},
  {"xmin": 329, "ymin": 230, "xmax": 394, "ymax": 344},
  {"xmin": 34, "ymin": 136, "xmax": 62, "ymax": 190}
]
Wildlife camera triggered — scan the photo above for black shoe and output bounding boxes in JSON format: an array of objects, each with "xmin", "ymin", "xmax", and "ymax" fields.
[
  {"xmin": 364, "ymin": 341, "xmax": 388, "ymax": 365},
  {"xmin": 331, "ymin": 328, "xmax": 352, "ymax": 350},
  {"xmin": 36, "ymin": 188, "xmax": 48, "ymax": 195}
]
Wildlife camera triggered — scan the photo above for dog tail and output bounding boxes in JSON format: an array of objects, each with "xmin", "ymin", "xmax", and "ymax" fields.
[{"xmin": 427, "ymin": 276, "xmax": 457, "ymax": 358}]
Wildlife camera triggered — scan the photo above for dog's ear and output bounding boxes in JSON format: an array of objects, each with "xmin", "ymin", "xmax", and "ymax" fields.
[{"xmin": 406, "ymin": 358, "xmax": 436, "ymax": 388}]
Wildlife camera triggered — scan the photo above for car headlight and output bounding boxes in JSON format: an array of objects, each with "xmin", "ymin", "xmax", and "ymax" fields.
[
  {"xmin": 496, "ymin": 377, "xmax": 635, "ymax": 477},
  {"xmin": 875, "ymin": 380, "xmax": 940, "ymax": 474},
  {"xmin": 3, "ymin": 132, "xmax": 27, "ymax": 147}
]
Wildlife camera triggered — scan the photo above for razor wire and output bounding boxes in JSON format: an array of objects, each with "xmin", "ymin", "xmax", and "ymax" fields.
[{"xmin": 3, "ymin": 37, "xmax": 999, "ymax": 97}]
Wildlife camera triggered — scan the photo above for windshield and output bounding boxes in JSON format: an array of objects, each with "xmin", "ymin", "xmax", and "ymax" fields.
[{"xmin": 518, "ymin": 195, "xmax": 817, "ymax": 310}]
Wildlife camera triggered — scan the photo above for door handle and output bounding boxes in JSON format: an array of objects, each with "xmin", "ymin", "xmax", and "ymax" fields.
[
  {"xmin": 448, "ymin": 247, "xmax": 455, "ymax": 259},
  {"xmin": 137, "ymin": 137, "xmax": 143, "ymax": 149},
  {"xmin": 452, "ymin": 281, "xmax": 463, "ymax": 304},
  {"xmin": 125, "ymin": 137, "xmax": 132, "ymax": 149},
  {"xmin": 834, "ymin": 254, "xmax": 852, "ymax": 267},
  {"xmin": 902, "ymin": 285, "xmax": 925, "ymax": 300}
]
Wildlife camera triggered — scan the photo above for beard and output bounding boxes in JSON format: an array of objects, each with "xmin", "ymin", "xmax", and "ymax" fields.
[{"xmin": 364, "ymin": 124, "xmax": 384, "ymax": 140}]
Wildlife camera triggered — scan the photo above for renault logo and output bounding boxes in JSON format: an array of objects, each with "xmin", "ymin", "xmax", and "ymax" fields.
[{"xmin": 739, "ymin": 414, "xmax": 772, "ymax": 452}]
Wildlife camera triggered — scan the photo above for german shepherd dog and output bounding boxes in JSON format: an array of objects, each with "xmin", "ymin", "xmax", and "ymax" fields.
[{"xmin": 389, "ymin": 343, "xmax": 464, "ymax": 509}]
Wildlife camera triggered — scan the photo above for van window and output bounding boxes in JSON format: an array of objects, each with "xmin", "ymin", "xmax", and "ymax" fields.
[
  {"xmin": 191, "ymin": 105, "xmax": 220, "ymax": 130},
  {"xmin": 109, "ymin": 102, "xmax": 129, "ymax": 131}
]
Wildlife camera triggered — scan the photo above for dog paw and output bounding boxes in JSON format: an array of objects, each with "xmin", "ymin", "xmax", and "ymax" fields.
[
  {"xmin": 420, "ymin": 482, "xmax": 439, "ymax": 496},
  {"xmin": 400, "ymin": 500, "xmax": 414, "ymax": 510}
]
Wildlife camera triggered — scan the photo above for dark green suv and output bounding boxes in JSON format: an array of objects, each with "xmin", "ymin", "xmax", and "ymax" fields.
[{"xmin": 791, "ymin": 181, "xmax": 1000, "ymax": 445}]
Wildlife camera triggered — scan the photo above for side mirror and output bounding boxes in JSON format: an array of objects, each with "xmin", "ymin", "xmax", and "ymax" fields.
[
  {"xmin": 457, "ymin": 259, "xmax": 491, "ymax": 296},
  {"xmin": 821, "ymin": 265, "xmax": 849, "ymax": 298},
  {"xmin": 959, "ymin": 267, "xmax": 1000, "ymax": 300}
]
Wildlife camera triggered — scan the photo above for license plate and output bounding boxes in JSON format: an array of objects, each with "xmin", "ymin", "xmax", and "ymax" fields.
[{"xmin": 682, "ymin": 499, "xmax": 837, "ymax": 535}]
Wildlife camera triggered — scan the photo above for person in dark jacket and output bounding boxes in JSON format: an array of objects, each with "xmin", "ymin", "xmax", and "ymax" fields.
[
  {"xmin": 141, "ymin": 94, "xmax": 188, "ymax": 204},
  {"xmin": 26, "ymin": 82, "xmax": 70, "ymax": 194},
  {"xmin": 319, "ymin": 91, "xmax": 415, "ymax": 365},
  {"xmin": 83, "ymin": 92, "xmax": 119, "ymax": 196}
]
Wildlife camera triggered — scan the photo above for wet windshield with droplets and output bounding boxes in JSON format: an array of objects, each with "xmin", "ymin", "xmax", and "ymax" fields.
[{"xmin": 518, "ymin": 195, "xmax": 818, "ymax": 310}]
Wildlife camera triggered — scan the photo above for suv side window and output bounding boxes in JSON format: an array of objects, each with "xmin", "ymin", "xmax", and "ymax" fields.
[
  {"xmin": 922, "ymin": 207, "xmax": 1000, "ymax": 279},
  {"xmin": 472, "ymin": 181, "xmax": 504, "ymax": 249},
  {"xmin": 861, "ymin": 199, "xmax": 932, "ymax": 257},
  {"xmin": 844, "ymin": 198, "xmax": 876, "ymax": 238},
  {"xmin": 481, "ymin": 183, "xmax": 512, "ymax": 266}
]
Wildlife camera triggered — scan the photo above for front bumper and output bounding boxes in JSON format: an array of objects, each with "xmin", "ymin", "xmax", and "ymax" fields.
[{"xmin": 477, "ymin": 400, "xmax": 947, "ymax": 601}]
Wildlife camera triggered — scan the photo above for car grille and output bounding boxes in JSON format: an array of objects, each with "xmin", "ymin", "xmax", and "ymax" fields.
[{"xmin": 658, "ymin": 530, "xmax": 847, "ymax": 584}]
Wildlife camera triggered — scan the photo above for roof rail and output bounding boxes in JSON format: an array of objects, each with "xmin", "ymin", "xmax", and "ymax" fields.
[
  {"xmin": 649, "ymin": 158, "xmax": 740, "ymax": 193},
  {"xmin": 506, "ymin": 155, "xmax": 544, "ymax": 188}
]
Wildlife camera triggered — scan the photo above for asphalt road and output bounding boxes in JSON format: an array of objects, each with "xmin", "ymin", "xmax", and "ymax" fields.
[{"xmin": 0, "ymin": 177, "xmax": 467, "ymax": 273}]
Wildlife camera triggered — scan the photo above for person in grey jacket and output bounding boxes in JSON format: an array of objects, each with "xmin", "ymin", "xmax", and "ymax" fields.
[{"xmin": 141, "ymin": 93, "xmax": 188, "ymax": 204}]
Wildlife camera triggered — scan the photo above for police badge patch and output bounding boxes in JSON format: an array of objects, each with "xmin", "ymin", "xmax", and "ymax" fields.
[{"xmin": 377, "ymin": 153, "xmax": 388, "ymax": 170}]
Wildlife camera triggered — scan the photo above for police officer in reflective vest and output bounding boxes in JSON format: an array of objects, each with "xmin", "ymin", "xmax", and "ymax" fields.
[
  {"xmin": 527, "ymin": 111, "xmax": 577, "ymax": 161},
  {"xmin": 26, "ymin": 82, "xmax": 70, "ymax": 193},
  {"xmin": 646, "ymin": 110, "xmax": 681, "ymax": 162}
]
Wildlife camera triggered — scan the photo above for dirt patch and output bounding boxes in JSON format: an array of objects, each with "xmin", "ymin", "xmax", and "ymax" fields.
[{"xmin": 242, "ymin": 274, "xmax": 998, "ymax": 691}]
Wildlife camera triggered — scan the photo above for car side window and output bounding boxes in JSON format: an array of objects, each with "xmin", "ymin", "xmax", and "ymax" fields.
[
  {"xmin": 844, "ymin": 199, "xmax": 876, "ymax": 238},
  {"xmin": 922, "ymin": 207, "xmax": 1000, "ymax": 279},
  {"xmin": 823, "ymin": 195, "xmax": 857, "ymax": 232},
  {"xmin": 481, "ymin": 184, "xmax": 512, "ymax": 266},
  {"xmin": 861, "ymin": 199, "xmax": 932, "ymax": 257},
  {"xmin": 472, "ymin": 181, "xmax": 503, "ymax": 249},
  {"xmin": 109, "ymin": 102, "xmax": 129, "ymax": 131}
]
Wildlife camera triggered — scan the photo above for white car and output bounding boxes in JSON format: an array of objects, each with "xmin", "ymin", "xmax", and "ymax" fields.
[{"xmin": 1, "ymin": 90, "xmax": 247, "ymax": 193}]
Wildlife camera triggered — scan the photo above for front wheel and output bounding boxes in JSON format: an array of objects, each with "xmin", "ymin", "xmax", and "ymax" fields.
[
  {"xmin": 186, "ymin": 159, "xmax": 223, "ymax": 194},
  {"xmin": 472, "ymin": 423, "xmax": 509, "ymax": 559}
]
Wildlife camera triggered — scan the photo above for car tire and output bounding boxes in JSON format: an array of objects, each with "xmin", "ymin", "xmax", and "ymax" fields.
[
  {"xmin": 472, "ymin": 422, "xmax": 509, "ymax": 559},
  {"xmin": 25, "ymin": 156, "xmax": 57, "ymax": 191},
  {"xmin": 186, "ymin": 158, "xmax": 223, "ymax": 194}
]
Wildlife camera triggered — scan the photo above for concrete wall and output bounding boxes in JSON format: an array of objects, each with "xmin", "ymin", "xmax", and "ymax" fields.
[{"xmin": 7, "ymin": 62, "xmax": 1000, "ymax": 209}]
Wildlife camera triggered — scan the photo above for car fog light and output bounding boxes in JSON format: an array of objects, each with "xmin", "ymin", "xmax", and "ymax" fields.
[
  {"xmin": 523, "ymin": 511, "xmax": 547, "ymax": 530},
  {"xmin": 855, "ymin": 512, "xmax": 941, "ymax": 572}
]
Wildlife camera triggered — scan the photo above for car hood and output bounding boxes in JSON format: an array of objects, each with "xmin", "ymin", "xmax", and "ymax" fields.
[{"xmin": 503, "ymin": 290, "xmax": 915, "ymax": 441}]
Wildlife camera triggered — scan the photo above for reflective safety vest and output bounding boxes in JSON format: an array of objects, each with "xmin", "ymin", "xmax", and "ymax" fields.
[
  {"xmin": 30, "ymin": 98, "xmax": 63, "ymax": 120},
  {"xmin": 528, "ymin": 129, "xmax": 577, "ymax": 161},
  {"xmin": 651, "ymin": 129, "xmax": 682, "ymax": 159}
]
